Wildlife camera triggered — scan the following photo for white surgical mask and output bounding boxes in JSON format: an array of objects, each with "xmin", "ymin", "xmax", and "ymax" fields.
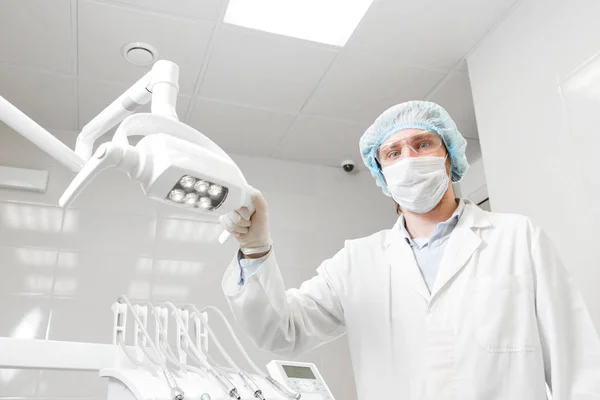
[{"xmin": 382, "ymin": 156, "xmax": 449, "ymax": 214}]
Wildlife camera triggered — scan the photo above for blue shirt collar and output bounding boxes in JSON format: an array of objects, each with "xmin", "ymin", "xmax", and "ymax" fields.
[{"xmin": 399, "ymin": 199, "xmax": 466, "ymax": 249}]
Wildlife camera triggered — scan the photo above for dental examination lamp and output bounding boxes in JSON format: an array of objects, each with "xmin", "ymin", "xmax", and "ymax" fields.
[{"xmin": 0, "ymin": 60, "xmax": 247, "ymax": 243}]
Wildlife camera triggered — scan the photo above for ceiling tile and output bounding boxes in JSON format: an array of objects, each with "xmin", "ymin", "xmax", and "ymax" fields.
[
  {"xmin": 78, "ymin": 0, "xmax": 214, "ymax": 95},
  {"xmin": 107, "ymin": 0, "xmax": 223, "ymax": 21},
  {"xmin": 0, "ymin": 65, "xmax": 76, "ymax": 131},
  {"xmin": 0, "ymin": 0, "xmax": 73, "ymax": 73},
  {"xmin": 274, "ymin": 115, "xmax": 369, "ymax": 166},
  {"xmin": 78, "ymin": 78, "xmax": 191, "ymax": 129},
  {"xmin": 199, "ymin": 25, "xmax": 338, "ymax": 113},
  {"xmin": 188, "ymin": 98, "xmax": 296, "ymax": 157},
  {"xmin": 428, "ymin": 70, "xmax": 479, "ymax": 139},
  {"xmin": 303, "ymin": 51, "xmax": 445, "ymax": 123},
  {"xmin": 345, "ymin": 0, "xmax": 518, "ymax": 71}
]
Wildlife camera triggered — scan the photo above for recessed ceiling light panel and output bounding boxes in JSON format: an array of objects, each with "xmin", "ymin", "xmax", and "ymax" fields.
[{"xmin": 224, "ymin": 0, "xmax": 374, "ymax": 47}]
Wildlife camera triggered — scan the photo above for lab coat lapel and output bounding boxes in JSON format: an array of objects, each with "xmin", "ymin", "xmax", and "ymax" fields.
[
  {"xmin": 384, "ymin": 217, "xmax": 430, "ymax": 303},
  {"xmin": 429, "ymin": 203, "xmax": 490, "ymax": 303}
]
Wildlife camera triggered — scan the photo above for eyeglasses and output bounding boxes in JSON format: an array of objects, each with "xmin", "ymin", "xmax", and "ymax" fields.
[{"xmin": 376, "ymin": 131, "xmax": 444, "ymax": 166}]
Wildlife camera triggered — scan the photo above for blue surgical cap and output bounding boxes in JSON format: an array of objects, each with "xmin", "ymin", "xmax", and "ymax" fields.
[{"xmin": 360, "ymin": 100, "xmax": 469, "ymax": 196}]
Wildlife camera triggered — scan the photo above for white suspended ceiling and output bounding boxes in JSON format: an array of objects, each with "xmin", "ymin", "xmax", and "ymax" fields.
[{"xmin": 0, "ymin": 0, "xmax": 519, "ymax": 167}]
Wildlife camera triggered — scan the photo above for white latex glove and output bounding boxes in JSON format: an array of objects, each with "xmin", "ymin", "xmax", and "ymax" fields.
[{"xmin": 219, "ymin": 191, "xmax": 272, "ymax": 256}]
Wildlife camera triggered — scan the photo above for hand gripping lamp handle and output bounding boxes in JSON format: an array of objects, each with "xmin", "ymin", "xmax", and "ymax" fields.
[{"xmin": 218, "ymin": 187, "xmax": 256, "ymax": 244}]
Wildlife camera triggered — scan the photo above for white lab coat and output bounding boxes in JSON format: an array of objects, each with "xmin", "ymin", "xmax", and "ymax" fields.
[{"xmin": 222, "ymin": 202, "xmax": 600, "ymax": 400}]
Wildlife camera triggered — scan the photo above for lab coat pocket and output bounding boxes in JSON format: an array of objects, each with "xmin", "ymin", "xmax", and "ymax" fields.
[{"xmin": 473, "ymin": 275, "xmax": 536, "ymax": 353}]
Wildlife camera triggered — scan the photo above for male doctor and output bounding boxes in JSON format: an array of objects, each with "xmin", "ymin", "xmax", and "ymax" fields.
[{"xmin": 220, "ymin": 101, "xmax": 600, "ymax": 399}]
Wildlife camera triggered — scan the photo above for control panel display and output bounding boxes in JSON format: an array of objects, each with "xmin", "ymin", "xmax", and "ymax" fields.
[{"xmin": 282, "ymin": 365, "xmax": 316, "ymax": 379}]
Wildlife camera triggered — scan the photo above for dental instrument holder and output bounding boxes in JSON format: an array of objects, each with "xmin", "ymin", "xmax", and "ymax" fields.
[
  {"xmin": 175, "ymin": 308, "xmax": 190, "ymax": 365},
  {"xmin": 133, "ymin": 305, "xmax": 148, "ymax": 348},
  {"xmin": 109, "ymin": 302, "xmax": 208, "ymax": 400},
  {"xmin": 107, "ymin": 301, "xmax": 301, "ymax": 400},
  {"xmin": 133, "ymin": 305, "xmax": 149, "ymax": 364},
  {"xmin": 113, "ymin": 303, "xmax": 208, "ymax": 367},
  {"xmin": 191, "ymin": 312, "xmax": 209, "ymax": 360},
  {"xmin": 0, "ymin": 59, "xmax": 254, "ymax": 243},
  {"xmin": 0, "ymin": 297, "xmax": 309, "ymax": 400},
  {"xmin": 112, "ymin": 302, "xmax": 128, "ymax": 346},
  {"xmin": 155, "ymin": 306, "xmax": 169, "ymax": 352}
]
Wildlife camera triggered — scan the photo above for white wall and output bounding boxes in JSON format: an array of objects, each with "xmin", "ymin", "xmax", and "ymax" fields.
[
  {"xmin": 467, "ymin": 0, "xmax": 600, "ymax": 326},
  {"xmin": 457, "ymin": 157, "xmax": 489, "ymax": 206},
  {"xmin": 0, "ymin": 125, "xmax": 395, "ymax": 399}
]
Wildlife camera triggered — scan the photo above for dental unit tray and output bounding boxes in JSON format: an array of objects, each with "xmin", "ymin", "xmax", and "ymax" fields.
[{"xmin": 0, "ymin": 297, "xmax": 320, "ymax": 400}]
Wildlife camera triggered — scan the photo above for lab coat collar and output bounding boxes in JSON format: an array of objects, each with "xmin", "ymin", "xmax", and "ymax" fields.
[
  {"xmin": 455, "ymin": 199, "xmax": 492, "ymax": 229},
  {"xmin": 383, "ymin": 199, "xmax": 492, "ymax": 304},
  {"xmin": 383, "ymin": 199, "xmax": 491, "ymax": 248}
]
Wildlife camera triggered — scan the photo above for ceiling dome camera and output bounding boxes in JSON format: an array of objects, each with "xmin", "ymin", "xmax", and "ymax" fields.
[{"xmin": 342, "ymin": 160, "xmax": 355, "ymax": 173}]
